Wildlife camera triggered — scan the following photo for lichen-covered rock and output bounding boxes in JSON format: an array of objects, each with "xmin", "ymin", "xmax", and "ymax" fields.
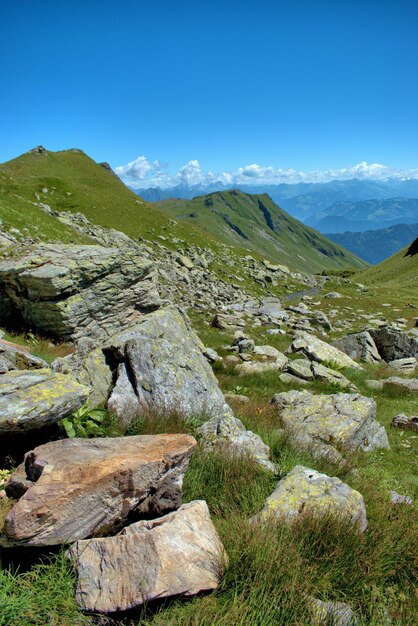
[
  {"xmin": 368, "ymin": 326, "xmax": 418, "ymax": 362},
  {"xmin": 272, "ymin": 390, "xmax": 389, "ymax": 464},
  {"xmin": 0, "ymin": 244, "xmax": 160, "ymax": 340},
  {"xmin": 392, "ymin": 413, "xmax": 418, "ymax": 431},
  {"xmin": 253, "ymin": 465, "xmax": 367, "ymax": 532},
  {"xmin": 0, "ymin": 338, "xmax": 48, "ymax": 374},
  {"xmin": 288, "ymin": 333, "xmax": 363, "ymax": 371},
  {"xmin": 285, "ymin": 359, "xmax": 356, "ymax": 390},
  {"xmin": 235, "ymin": 356, "xmax": 288, "ymax": 376},
  {"xmin": 69, "ymin": 500, "xmax": 226, "ymax": 613},
  {"xmin": 307, "ymin": 596, "xmax": 359, "ymax": 626},
  {"xmin": 332, "ymin": 331, "xmax": 381, "ymax": 364},
  {"xmin": 0, "ymin": 369, "xmax": 89, "ymax": 434},
  {"xmin": 105, "ymin": 307, "xmax": 233, "ymax": 424},
  {"xmin": 3, "ymin": 434, "xmax": 196, "ymax": 546},
  {"xmin": 387, "ymin": 357, "xmax": 417, "ymax": 373},
  {"xmin": 198, "ymin": 413, "xmax": 275, "ymax": 472},
  {"xmin": 383, "ymin": 376, "xmax": 418, "ymax": 392}
]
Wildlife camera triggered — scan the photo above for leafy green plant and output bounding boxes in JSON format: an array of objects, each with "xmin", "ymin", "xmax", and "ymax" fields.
[{"xmin": 61, "ymin": 404, "xmax": 107, "ymax": 438}]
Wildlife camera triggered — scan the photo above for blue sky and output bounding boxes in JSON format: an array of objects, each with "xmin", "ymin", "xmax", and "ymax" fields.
[{"xmin": 1, "ymin": 0, "xmax": 417, "ymax": 186}]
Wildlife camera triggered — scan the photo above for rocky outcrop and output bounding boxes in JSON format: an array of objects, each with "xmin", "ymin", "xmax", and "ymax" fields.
[
  {"xmin": 69, "ymin": 500, "xmax": 226, "ymax": 613},
  {"xmin": 198, "ymin": 413, "xmax": 275, "ymax": 472},
  {"xmin": 2, "ymin": 434, "xmax": 196, "ymax": 546},
  {"xmin": 272, "ymin": 390, "xmax": 389, "ymax": 464},
  {"xmin": 0, "ymin": 338, "xmax": 48, "ymax": 374},
  {"xmin": 0, "ymin": 244, "xmax": 160, "ymax": 341},
  {"xmin": 282, "ymin": 359, "xmax": 356, "ymax": 390},
  {"xmin": 105, "ymin": 307, "xmax": 233, "ymax": 425},
  {"xmin": 288, "ymin": 333, "xmax": 364, "ymax": 371},
  {"xmin": 387, "ymin": 357, "xmax": 417, "ymax": 373},
  {"xmin": 253, "ymin": 465, "xmax": 367, "ymax": 532},
  {"xmin": 0, "ymin": 369, "xmax": 89, "ymax": 434},
  {"xmin": 332, "ymin": 331, "xmax": 381, "ymax": 364},
  {"xmin": 368, "ymin": 326, "xmax": 418, "ymax": 362},
  {"xmin": 383, "ymin": 376, "xmax": 418, "ymax": 392}
]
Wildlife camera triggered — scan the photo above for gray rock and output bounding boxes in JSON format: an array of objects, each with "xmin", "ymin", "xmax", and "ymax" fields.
[
  {"xmin": 3, "ymin": 434, "xmax": 196, "ymax": 546},
  {"xmin": 391, "ymin": 413, "xmax": 418, "ymax": 431},
  {"xmin": 288, "ymin": 332, "xmax": 363, "ymax": 371},
  {"xmin": 105, "ymin": 308, "xmax": 233, "ymax": 424},
  {"xmin": 0, "ymin": 369, "xmax": 89, "ymax": 434},
  {"xmin": 383, "ymin": 377, "xmax": 418, "ymax": 392},
  {"xmin": 198, "ymin": 413, "xmax": 275, "ymax": 472},
  {"xmin": 253, "ymin": 465, "xmax": 367, "ymax": 532},
  {"xmin": 0, "ymin": 244, "xmax": 160, "ymax": 341},
  {"xmin": 272, "ymin": 390, "xmax": 389, "ymax": 464},
  {"xmin": 387, "ymin": 357, "xmax": 416, "ymax": 373},
  {"xmin": 279, "ymin": 372, "xmax": 310, "ymax": 386},
  {"xmin": 389, "ymin": 490, "xmax": 413, "ymax": 505},
  {"xmin": 0, "ymin": 338, "xmax": 48, "ymax": 374},
  {"xmin": 212, "ymin": 313, "xmax": 245, "ymax": 330},
  {"xmin": 307, "ymin": 596, "xmax": 359, "ymax": 625},
  {"xmin": 235, "ymin": 356, "xmax": 288, "ymax": 376},
  {"xmin": 332, "ymin": 331, "xmax": 381, "ymax": 364},
  {"xmin": 69, "ymin": 501, "xmax": 226, "ymax": 613},
  {"xmin": 324, "ymin": 291, "xmax": 342, "ymax": 299},
  {"xmin": 253, "ymin": 345, "xmax": 281, "ymax": 358},
  {"xmin": 369, "ymin": 326, "xmax": 418, "ymax": 362}
]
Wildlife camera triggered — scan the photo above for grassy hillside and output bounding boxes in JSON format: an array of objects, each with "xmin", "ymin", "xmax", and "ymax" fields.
[
  {"xmin": 0, "ymin": 147, "xmax": 220, "ymax": 249},
  {"xmin": 157, "ymin": 190, "xmax": 368, "ymax": 273},
  {"xmin": 360, "ymin": 236, "xmax": 418, "ymax": 289}
]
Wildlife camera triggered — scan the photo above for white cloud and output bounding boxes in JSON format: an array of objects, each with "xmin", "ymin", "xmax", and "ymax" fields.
[{"xmin": 115, "ymin": 155, "xmax": 418, "ymax": 189}]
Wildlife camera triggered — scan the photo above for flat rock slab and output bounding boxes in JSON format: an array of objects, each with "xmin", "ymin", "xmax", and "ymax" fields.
[
  {"xmin": 272, "ymin": 390, "xmax": 389, "ymax": 464},
  {"xmin": 3, "ymin": 434, "xmax": 196, "ymax": 546},
  {"xmin": 0, "ymin": 369, "xmax": 89, "ymax": 434},
  {"xmin": 383, "ymin": 377, "xmax": 418, "ymax": 392},
  {"xmin": 0, "ymin": 339, "xmax": 48, "ymax": 374},
  {"xmin": 106, "ymin": 307, "xmax": 232, "ymax": 425},
  {"xmin": 69, "ymin": 500, "xmax": 226, "ymax": 613},
  {"xmin": 0, "ymin": 244, "xmax": 160, "ymax": 341},
  {"xmin": 288, "ymin": 332, "xmax": 363, "ymax": 371},
  {"xmin": 253, "ymin": 466, "xmax": 367, "ymax": 532}
]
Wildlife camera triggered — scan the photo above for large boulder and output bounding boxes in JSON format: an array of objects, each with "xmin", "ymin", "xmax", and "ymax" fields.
[
  {"xmin": 288, "ymin": 333, "xmax": 364, "ymax": 371},
  {"xmin": 368, "ymin": 326, "xmax": 418, "ymax": 362},
  {"xmin": 0, "ymin": 369, "xmax": 89, "ymax": 434},
  {"xmin": 332, "ymin": 331, "xmax": 381, "ymax": 364},
  {"xmin": 252, "ymin": 465, "xmax": 367, "ymax": 532},
  {"xmin": 105, "ymin": 307, "xmax": 233, "ymax": 425},
  {"xmin": 0, "ymin": 338, "xmax": 48, "ymax": 374},
  {"xmin": 383, "ymin": 376, "xmax": 418, "ymax": 392},
  {"xmin": 272, "ymin": 390, "xmax": 389, "ymax": 464},
  {"xmin": 0, "ymin": 244, "xmax": 160, "ymax": 341},
  {"xmin": 2, "ymin": 434, "xmax": 196, "ymax": 546},
  {"xmin": 68, "ymin": 500, "xmax": 226, "ymax": 613}
]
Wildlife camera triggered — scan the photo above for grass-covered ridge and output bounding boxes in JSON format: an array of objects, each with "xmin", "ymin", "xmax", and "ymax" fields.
[
  {"xmin": 157, "ymin": 189, "xmax": 368, "ymax": 273},
  {"xmin": 360, "ymin": 236, "xmax": 418, "ymax": 289}
]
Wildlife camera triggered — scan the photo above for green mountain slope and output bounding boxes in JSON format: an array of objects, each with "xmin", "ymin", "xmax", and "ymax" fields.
[
  {"xmin": 360, "ymin": 236, "xmax": 418, "ymax": 289},
  {"xmin": 157, "ymin": 190, "xmax": 367, "ymax": 273}
]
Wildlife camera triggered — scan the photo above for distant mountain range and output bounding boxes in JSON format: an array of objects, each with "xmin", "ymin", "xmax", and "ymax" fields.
[
  {"xmin": 327, "ymin": 223, "xmax": 418, "ymax": 265},
  {"xmin": 135, "ymin": 178, "xmax": 418, "ymax": 234}
]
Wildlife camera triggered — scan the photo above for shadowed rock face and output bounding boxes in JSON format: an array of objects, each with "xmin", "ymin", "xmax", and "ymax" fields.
[
  {"xmin": 69, "ymin": 500, "xmax": 226, "ymax": 613},
  {"xmin": 3, "ymin": 434, "xmax": 196, "ymax": 546},
  {"xmin": 368, "ymin": 326, "xmax": 418, "ymax": 362},
  {"xmin": 0, "ymin": 338, "xmax": 48, "ymax": 374},
  {"xmin": 272, "ymin": 390, "xmax": 389, "ymax": 464},
  {"xmin": 0, "ymin": 244, "xmax": 160, "ymax": 341}
]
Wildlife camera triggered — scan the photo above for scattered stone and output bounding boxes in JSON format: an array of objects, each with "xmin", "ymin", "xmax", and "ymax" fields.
[
  {"xmin": 212, "ymin": 313, "xmax": 245, "ymax": 330},
  {"xmin": 0, "ymin": 369, "xmax": 89, "ymax": 434},
  {"xmin": 252, "ymin": 465, "xmax": 367, "ymax": 532},
  {"xmin": 202, "ymin": 346, "xmax": 222, "ymax": 363},
  {"xmin": 235, "ymin": 356, "xmax": 288, "ymax": 376},
  {"xmin": 176, "ymin": 255, "xmax": 194, "ymax": 270},
  {"xmin": 307, "ymin": 596, "xmax": 359, "ymax": 626},
  {"xmin": 392, "ymin": 413, "xmax": 418, "ymax": 431},
  {"xmin": 69, "ymin": 500, "xmax": 226, "ymax": 613},
  {"xmin": 224, "ymin": 393, "xmax": 250, "ymax": 403},
  {"xmin": 383, "ymin": 377, "xmax": 418, "ymax": 392},
  {"xmin": 365, "ymin": 379, "xmax": 384, "ymax": 391},
  {"xmin": 288, "ymin": 332, "xmax": 363, "ymax": 371},
  {"xmin": 272, "ymin": 390, "xmax": 389, "ymax": 464},
  {"xmin": 279, "ymin": 372, "xmax": 310, "ymax": 386},
  {"xmin": 389, "ymin": 490, "xmax": 413, "ymax": 506},
  {"xmin": 3, "ymin": 434, "xmax": 196, "ymax": 546},
  {"xmin": 332, "ymin": 331, "xmax": 381, "ymax": 364},
  {"xmin": 198, "ymin": 413, "xmax": 275, "ymax": 472},
  {"xmin": 387, "ymin": 357, "xmax": 416, "ymax": 373},
  {"xmin": 324, "ymin": 291, "xmax": 342, "ymax": 299}
]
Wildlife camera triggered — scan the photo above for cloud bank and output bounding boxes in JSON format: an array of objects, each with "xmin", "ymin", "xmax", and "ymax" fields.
[{"xmin": 115, "ymin": 156, "xmax": 418, "ymax": 189}]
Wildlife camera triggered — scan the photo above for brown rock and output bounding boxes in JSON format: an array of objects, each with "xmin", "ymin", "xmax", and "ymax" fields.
[{"xmin": 3, "ymin": 434, "xmax": 196, "ymax": 546}]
